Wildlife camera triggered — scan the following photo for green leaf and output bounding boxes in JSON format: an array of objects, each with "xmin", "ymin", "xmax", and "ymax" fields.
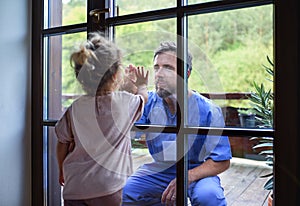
[
  {"xmin": 263, "ymin": 177, "xmax": 274, "ymax": 190},
  {"xmin": 253, "ymin": 142, "xmax": 273, "ymax": 149}
]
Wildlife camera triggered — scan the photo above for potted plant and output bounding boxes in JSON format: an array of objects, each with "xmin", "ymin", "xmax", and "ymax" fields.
[
  {"xmin": 248, "ymin": 56, "xmax": 274, "ymax": 205},
  {"xmin": 237, "ymin": 108, "xmax": 256, "ymax": 128}
]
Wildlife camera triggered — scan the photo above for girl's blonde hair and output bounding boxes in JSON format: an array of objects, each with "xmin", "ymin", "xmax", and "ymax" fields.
[{"xmin": 70, "ymin": 32, "xmax": 122, "ymax": 95}]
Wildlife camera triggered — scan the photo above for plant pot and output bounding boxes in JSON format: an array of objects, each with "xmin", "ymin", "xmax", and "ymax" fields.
[
  {"xmin": 238, "ymin": 113, "xmax": 256, "ymax": 128},
  {"xmin": 268, "ymin": 193, "xmax": 273, "ymax": 206}
]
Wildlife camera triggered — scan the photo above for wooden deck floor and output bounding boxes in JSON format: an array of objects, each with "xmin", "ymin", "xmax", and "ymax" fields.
[{"xmin": 132, "ymin": 148, "xmax": 271, "ymax": 206}]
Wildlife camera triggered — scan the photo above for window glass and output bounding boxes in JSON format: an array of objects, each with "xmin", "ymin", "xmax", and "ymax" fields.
[
  {"xmin": 45, "ymin": 126, "xmax": 62, "ymax": 205},
  {"xmin": 37, "ymin": 0, "xmax": 277, "ymax": 205},
  {"xmin": 187, "ymin": 5, "xmax": 274, "ymax": 162},
  {"xmin": 115, "ymin": 19, "xmax": 176, "ymax": 92},
  {"xmin": 44, "ymin": 0, "xmax": 87, "ymax": 29},
  {"xmin": 115, "ymin": 0, "xmax": 176, "ymax": 16},
  {"xmin": 188, "ymin": 5, "xmax": 274, "ymax": 128},
  {"xmin": 115, "ymin": 19, "xmax": 179, "ymax": 173},
  {"xmin": 43, "ymin": 32, "xmax": 86, "ymax": 120}
]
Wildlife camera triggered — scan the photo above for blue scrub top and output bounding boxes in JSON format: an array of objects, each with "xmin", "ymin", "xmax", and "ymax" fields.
[{"xmin": 135, "ymin": 91, "xmax": 232, "ymax": 171}]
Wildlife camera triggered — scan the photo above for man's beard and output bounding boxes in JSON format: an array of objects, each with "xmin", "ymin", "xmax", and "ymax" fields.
[{"xmin": 156, "ymin": 85, "xmax": 172, "ymax": 98}]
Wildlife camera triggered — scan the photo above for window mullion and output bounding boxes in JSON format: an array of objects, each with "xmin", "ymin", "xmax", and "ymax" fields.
[
  {"xmin": 87, "ymin": 0, "xmax": 107, "ymax": 33},
  {"xmin": 176, "ymin": 0, "xmax": 188, "ymax": 204}
]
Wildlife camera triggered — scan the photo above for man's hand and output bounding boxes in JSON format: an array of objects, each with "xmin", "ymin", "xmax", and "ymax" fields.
[
  {"xmin": 161, "ymin": 178, "xmax": 177, "ymax": 206},
  {"xmin": 161, "ymin": 171, "xmax": 196, "ymax": 205}
]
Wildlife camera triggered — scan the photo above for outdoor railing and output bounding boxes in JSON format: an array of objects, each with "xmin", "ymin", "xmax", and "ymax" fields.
[{"xmin": 60, "ymin": 92, "xmax": 267, "ymax": 159}]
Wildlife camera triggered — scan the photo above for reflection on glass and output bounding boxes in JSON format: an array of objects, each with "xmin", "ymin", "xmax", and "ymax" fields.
[
  {"xmin": 43, "ymin": 32, "xmax": 86, "ymax": 120},
  {"xmin": 44, "ymin": 0, "xmax": 87, "ymax": 29},
  {"xmin": 116, "ymin": 0, "xmax": 176, "ymax": 15},
  {"xmin": 188, "ymin": 5, "xmax": 274, "ymax": 128}
]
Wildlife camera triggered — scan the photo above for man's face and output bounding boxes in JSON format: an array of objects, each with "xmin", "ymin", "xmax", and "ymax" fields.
[{"xmin": 153, "ymin": 52, "xmax": 177, "ymax": 98}]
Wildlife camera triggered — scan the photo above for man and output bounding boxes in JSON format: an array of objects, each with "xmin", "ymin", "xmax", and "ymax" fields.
[{"xmin": 122, "ymin": 41, "xmax": 232, "ymax": 206}]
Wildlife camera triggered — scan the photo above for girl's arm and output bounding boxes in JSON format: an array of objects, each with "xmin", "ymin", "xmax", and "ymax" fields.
[{"xmin": 56, "ymin": 141, "xmax": 69, "ymax": 186}]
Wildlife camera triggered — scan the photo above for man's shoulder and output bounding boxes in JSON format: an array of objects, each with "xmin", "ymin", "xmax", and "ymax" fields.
[
  {"xmin": 148, "ymin": 91, "xmax": 157, "ymax": 98},
  {"xmin": 147, "ymin": 91, "xmax": 160, "ymax": 103},
  {"xmin": 141, "ymin": 91, "xmax": 163, "ymax": 115},
  {"xmin": 191, "ymin": 91, "xmax": 223, "ymax": 113},
  {"xmin": 191, "ymin": 90, "xmax": 213, "ymax": 105}
]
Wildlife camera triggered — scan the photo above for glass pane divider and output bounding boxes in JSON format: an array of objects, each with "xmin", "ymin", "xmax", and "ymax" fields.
[
  {"xmin": 43, "ymin": 120, "xmax": 274, "ymax": 137},
  {"xmin": 42, "ymin": 23, "xmax": 87, "ymax": 36}
]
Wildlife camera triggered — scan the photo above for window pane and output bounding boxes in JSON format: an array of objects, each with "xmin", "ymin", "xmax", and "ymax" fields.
[
  {"xmin": 115, "ymin": 0, "xmax": 176, "ymax": 16},
  {"xmin": 219, "ymin": 152, "xmax": 272, "ymax": 204},
  {"xmin": 45, "ymin": 126, "xmax": 62, "ymax": 206},
  {"xmin": 187, "ymin": 4, "xmax": 274, "ymax": 166},
  {"xmin": 43, "ymin": 32, "xmax": 86, "ymax": 120},
  {"xmin": 114, "ymin": 19, "xmax": 178, "ymax": 170},
  {"xmin": 188, "ymin": 5, "xmax": 274, "ymax": 129},
  {"xmin": 44, "ymin": 0, "xmax": 87, "ymax": 29},
  {"xmin": 115, "ymin": 19, "xmax": 176, "ymax": 92}
]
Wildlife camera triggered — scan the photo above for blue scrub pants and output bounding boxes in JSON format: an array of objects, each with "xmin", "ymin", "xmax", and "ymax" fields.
[{"xmin": 122, "ymin": 164, "xmax": 227, "ymax": 206}]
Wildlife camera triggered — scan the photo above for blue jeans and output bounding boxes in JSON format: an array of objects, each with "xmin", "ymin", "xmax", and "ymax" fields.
[{"xmin": 122, "ymin": 165, "xmax": 226, "ymax": 206}]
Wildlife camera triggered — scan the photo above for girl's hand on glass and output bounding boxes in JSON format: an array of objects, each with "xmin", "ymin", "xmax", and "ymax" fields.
[
  {"xmin": 120, "ymin": 64, "xmax": 138, "ymax": 93},
  {"xmin": 126, "ymin": 64, "xmax": 137, "ymax": 82},
  {"xmin": 134, "ymin": 66, "xmax": 149, "ymax": 87}
]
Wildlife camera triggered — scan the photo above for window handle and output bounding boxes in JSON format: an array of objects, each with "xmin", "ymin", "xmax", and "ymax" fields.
[{"xmin": 89, "ymin": 8, "xmax": 110, "ymax": 23}]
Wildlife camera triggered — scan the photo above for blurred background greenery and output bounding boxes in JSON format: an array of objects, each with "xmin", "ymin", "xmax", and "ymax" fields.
[{"xmin": 60, "ymin": 0, "xmax": 273, "ymax": 108}]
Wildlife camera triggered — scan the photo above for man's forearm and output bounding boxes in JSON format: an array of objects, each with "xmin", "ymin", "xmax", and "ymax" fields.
[{"xmin": 188, "ymin": 159, "xmax": 230, "ymax": 184}]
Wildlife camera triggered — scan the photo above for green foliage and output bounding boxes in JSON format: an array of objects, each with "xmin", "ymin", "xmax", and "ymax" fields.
[
  {"xmin": 117, "ymin": 0, "xmax": 176, "ymax": 15},
  {"xmin": 60, "ymin": 0, "xmax": 87, "ymax": 101},
  {"xmin": 212, "ymin": 41, "xmax": 273, "ymax": 93},
  {"xmin": 250, "ymin": 82, "xmax": 273, "ymax": 128},
  {"xmin": 60, "ymin": 1, "xmax": 273, "ymax": 111},
  {"xmin": 61, "ymin": 32, "xmax": 86, "ymax": 96},
  {"xmin": 131, "ymin": 139, "xmax": 146, "ymax": 148},
  {"xmin": 249, "ymin": 56, "xmax": 274, "ymax": 190},
  {"xmin": 62, "ymin": 0, "xmax": 86, "ymax": 25},
  {"xmin": 249, "ymin": 55, "xmax": 274, "ymax": 128}
]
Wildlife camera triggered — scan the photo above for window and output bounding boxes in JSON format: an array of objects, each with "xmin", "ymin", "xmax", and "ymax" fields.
[{"xmin": 32, "ymin": 0, "xmax": 300, "ymax": 205}]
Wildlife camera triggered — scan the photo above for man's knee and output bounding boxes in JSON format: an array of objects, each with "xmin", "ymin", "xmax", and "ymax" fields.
[
  {"xmin": 189, "ymin": 177, "xmax": 226, "ymax": 206},
  {"xmin": 122, "ymin": 177, "xmax": 153, "ymax": 204},
  {"xmin": 191, "ymin": 188, "xmax": 226, "ymax": 206}
]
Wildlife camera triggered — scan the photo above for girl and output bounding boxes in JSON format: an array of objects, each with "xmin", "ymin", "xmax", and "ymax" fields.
[{"xmin": 55, "ymin": 32, "xmax": 148, "ymax": 206}]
